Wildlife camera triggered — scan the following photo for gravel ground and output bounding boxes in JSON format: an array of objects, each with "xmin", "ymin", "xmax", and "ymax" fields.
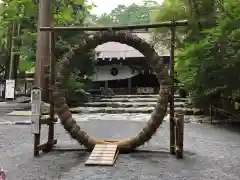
[
  {"xmin": 1, "ymin": 97, "xmax": 240, "ymax": 180},
  {"xmin": 1, "ymin": 118, "xmax": 240, "ymax": 180}
]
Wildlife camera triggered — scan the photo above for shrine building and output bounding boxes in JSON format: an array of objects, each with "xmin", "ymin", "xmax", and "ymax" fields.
[{"xmin": 90, "ymin": 33, "xmax": 170, "ymax": 95}]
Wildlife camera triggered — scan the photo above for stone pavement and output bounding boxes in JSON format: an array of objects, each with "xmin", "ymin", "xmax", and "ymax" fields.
[{"xmin": 0, "ymin": 119, "xmax": 240, "ymax": 180}]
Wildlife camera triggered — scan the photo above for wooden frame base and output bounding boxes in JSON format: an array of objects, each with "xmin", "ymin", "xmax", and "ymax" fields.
[
  {"xmin": 170, "ymin": 113, "xmax": 184, "ymax": 159},
  {"xmin": 33, "ymin": 118, "xmax": 57, "ymax": 157}
]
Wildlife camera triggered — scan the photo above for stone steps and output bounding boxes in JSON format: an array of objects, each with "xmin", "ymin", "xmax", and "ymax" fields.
[
  {"xmin": 69, "ymin": 106, "xmax": 203, "ymax": 115},
  {"xmin": 94, "ymin": 94, "xmax": 180, "ymax": 98},
  {"xmin": 4, "ymin": 94, "xmax": 201, "ymax": 118},
  {"xmin": 75, "ymin": 94, "xmax": 200, "ymax": 115},
  {"xmin": 80, "ymin": 101, "xmax": 185, "ymax": 108},
  {"xmin": 91, "ymin": 98, "xmax": 189, "ymax": 103},
  {"xmin": 4, "ymin": 93, "xmax": 203, "ymax": 125}
]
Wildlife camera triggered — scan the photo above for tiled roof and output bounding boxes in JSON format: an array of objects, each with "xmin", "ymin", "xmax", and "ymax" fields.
[{"xmin": 94, "ymin": 33, "xmax": 169, "ymax": 59}]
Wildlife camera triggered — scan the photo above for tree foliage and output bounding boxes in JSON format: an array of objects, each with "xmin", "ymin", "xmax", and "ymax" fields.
[
  {"xmin": 148, "ymin": 0, "xmax": 240, "ymax": 116},
  {"xmin": 0, "ymin": 0, "xmax": 95, "ymax": 69},
  {"xmin": 175, "ymin": 0, "xmax": 240, "ymax": 114},
  {"xmin": 93, "ymin": 0, "xmax": 160, "ymax": 26},
  {"xmin": 0, "ymin": 0, "xmax": 97, "ymax": 102},
  {"xmin": 150, "ymin": 0, "xmax": 189, "ymax": 48}
]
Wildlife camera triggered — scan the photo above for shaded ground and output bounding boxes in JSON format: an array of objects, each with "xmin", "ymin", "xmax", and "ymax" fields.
[{"xmin": 0, "ymin": 118, "xmax": 240, "ymax": 180}]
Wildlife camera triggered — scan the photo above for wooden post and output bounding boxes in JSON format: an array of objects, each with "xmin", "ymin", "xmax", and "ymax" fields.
[
  {"xmin": 175, "ymin": 114, "xmax": 179, "ymax": 156},
  {"xmin": 43, "ymin": 65, "xmax": 50, "ymax": 101},
  {"xmin": 31, "ymin": 87, "xmax": 42, "ymax": 157},
  {"xmin": 128, "ymin": 78, "xmax": 132, "ymax": 94},
  {"xmin": 24, "ymin": 80, "xmax": 27, "ymax": 95},
  {"xmin": 33, "ymin": 39, "xmax": 58, "ymax": 154},
  {"xmin": 209, "ymin": 104, "xmax": 212, "ymax": 124},
  {"xmin": 3, "ymin": 25, "xmax": 11, "ymax": 84},
  {"xmin": 8, "ymin": 21, "xmax": 15, "ymax": 80},
  {"xmin": 33, "ymin": 125, "xmax": 41, "ymax": 156},
  {"xmin": 175, "ymin": 113, "xmax": 184, "ymax": 159},
  {"xmin": 47, "ymin": 31, "xmax": 56, "ymax": 151},
  {"xmin": 35, "ymin": 0, "xmax": 52, "ymax": 93},
  {"xmin": 105, "ymin": 81, "xmax": 108, "ymax": 89},
  {"xmin": 169, "ymin": 20, "xmax": 176, "ymax": 155}
]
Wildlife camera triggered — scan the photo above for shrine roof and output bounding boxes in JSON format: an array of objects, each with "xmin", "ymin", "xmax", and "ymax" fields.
[{"xmin": 94, "ymin": 33, "xmax": 169, "ymax": 59}]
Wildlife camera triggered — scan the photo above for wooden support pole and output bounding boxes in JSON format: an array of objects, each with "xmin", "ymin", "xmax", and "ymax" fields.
[
  {"xmin": 8, "ymin": 21, "xmax": 15, "ymax": 80},
  {"xmin": 33, "ymin": 124, "xmax": 41, "ymax": 157},
  {"xmin": 40, "ymin": 31, "xmax": 57, "ymax": 153},
  {"xmin": 175, "ymin": 118, "xmax": 179, "ymax": 154},
  {"xmin": 169, "ymin": 22, "xmax": 176, "ymax": 155},
  {"xmin": 128, "ymin": 78, "xmax": 132, "ymax": 94},
  {"xmin": 3, "ymin": 24, "xmax": 12, "ymax": 95},
  {"xmin": 34, "ymin": 1, "xmax": 52, "ymax": 157},
  {"xmin": 209, "ymin": 104, "xmax": 212, "ymax": 124},
  {"xmin": 46, "ymin": 31, "xmax": 56, "ymax": 151},
  {"xmin": 179, "ymin": 114, "xmax": 184, "ymax": 158},
  {"xmin": 31, "ymin": 87, "xmax": 42, "ymax": 157},
  {"xmin": 175, "ymin": 113, "xmax": 184, "ymax": 159},
  {"xmin": 35, "ymin": 0, "xmax": 52, "ymax": 93},
  {"xmin": 43, "ymin": 65, "xmax": 50, "ymax": 101}
]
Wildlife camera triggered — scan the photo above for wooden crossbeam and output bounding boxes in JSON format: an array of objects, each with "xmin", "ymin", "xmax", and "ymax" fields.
[{"xmin": 39, "ymin": 20, "xmax": 188, "ymax": 32}]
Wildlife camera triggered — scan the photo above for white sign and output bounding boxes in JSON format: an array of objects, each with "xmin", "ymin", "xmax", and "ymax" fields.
[
  {"xmin": 0, "ymin": 84, "xmax": 4, "ymax": 97},
  {"xmin": 5, "ymin": 80, "xmax": 15, "ymax": 99},
  {"xmin": 31, "ymin": 115, "xmax": 40, "ymax": 134},
  {"xmin": 31, "ymin": 89, "xmax": 41, "ymax": 134}
]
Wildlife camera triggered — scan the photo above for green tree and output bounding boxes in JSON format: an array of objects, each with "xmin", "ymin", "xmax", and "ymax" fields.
[
  {"xmin": 94, "ymin": 0, "xmax": 160, "ymax": 26},
  {"xmin": 0, "ymin": 0, "xmax": 95, "ymax": 69},
  {"xmin": 150, "ymin": 0, "xmax": 190, "ymax": 48},
  {"xmin": 150, "ymin": 0, "xmax": 240, "ymax": 118},
  {"xmin": 176, "ymin": 0, "xmax": 240, "ymax": 115},
  {"xmin": 0, "ymin": 0, "xmax": 97, "ymax": 103}
]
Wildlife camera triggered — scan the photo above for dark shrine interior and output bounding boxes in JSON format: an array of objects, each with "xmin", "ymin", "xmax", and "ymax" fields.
[{"xmin": 92, "ymin": 73, "xmax": 159, "ymax": 88}]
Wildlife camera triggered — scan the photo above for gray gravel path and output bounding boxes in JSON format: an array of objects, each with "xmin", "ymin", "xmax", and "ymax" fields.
[{"xmin": 0, "ymin": 118, "xmax": 240, "ymax": 180}]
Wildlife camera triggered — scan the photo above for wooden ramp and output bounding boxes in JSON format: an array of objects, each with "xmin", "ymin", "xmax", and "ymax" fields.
[{"xmin": 85, "ymin": 144, "xmax": 119, "ymax": 166}]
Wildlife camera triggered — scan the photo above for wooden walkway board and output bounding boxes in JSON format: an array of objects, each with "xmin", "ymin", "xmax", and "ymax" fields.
[{"xmin": 85, "ymin": 144, "xmax": 119, "ymax": 166}]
